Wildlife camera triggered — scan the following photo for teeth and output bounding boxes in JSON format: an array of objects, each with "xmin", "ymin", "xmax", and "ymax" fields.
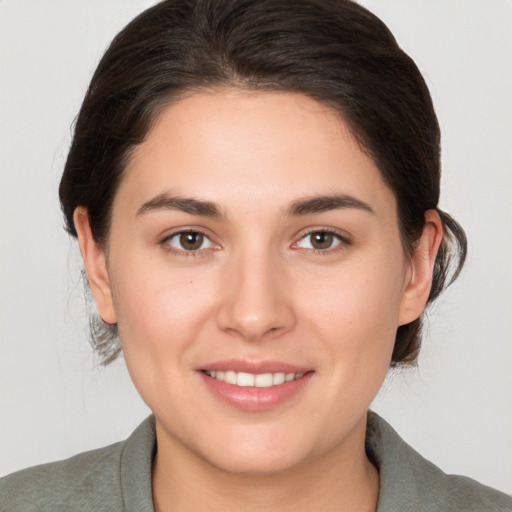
[
  {"xmin": 255, "ymin": 373, "xmax": 273, "ymax": 387},
  {"xmin": 273, "ymin": 372, "xmax": 285, "ymax": 385},
  {"xmin": 204, "ymin": 370, "xmax": 305, "ymax": 387},
  {"xmin": 237, "ymin": 372, "xmax": 255, "ymax": 387},
  {"xmin": 225, "ymin": 371, "xmax": 237, "ymax": 385}
]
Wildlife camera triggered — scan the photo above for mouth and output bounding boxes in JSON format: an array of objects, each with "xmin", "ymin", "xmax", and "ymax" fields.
[
  {"xmin": 198, "ymin": 363, "xmax": 313, "ymax": 411},
  {"xmin": 202, "ymin": 370, "xmax": 306, "ymax": 387}
]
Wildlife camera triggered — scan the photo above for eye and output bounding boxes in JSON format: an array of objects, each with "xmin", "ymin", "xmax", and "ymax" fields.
[
  {"xmin": 164, "ymin": 231, "xmax": 215, "ymax": 252},
  {"xmin": 295, "ymin": 230, "xmax": 345, "ymax": 251}
]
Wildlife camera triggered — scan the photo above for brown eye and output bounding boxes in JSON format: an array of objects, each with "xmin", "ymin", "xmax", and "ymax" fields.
[
  {"xmin": 180, "ymin": 232, "xmax": 204, "ymax": 250},
  {"xmin": 296, "ymin": 230, "xmax": 343, "ymax": 251},
  {"xmin": 166, "ymin": 231, "xmax": 214, "ymax": 252},
  {"xmin": 310, "ymin": 232, "xmax": 334, "ymax": 249}
]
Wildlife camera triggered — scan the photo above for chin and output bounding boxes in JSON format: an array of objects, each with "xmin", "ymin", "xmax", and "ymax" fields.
[
  {"xmin": 202, "ymin": 444, "xmax": 307, "ymax": 476},
  {"xmin": 191, "ymin": 422, "xmax": 317, "ymax": 476}
]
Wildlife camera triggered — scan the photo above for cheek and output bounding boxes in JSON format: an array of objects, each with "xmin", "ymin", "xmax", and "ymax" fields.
[
  {"xmin": 108, "ymin": 258, "xmax": 223, "ymax": 417},
  {"xmin": 301, "ymin": 255, "xmax": 405, "ymax": 335},
  {"xmin": 296, "ymin": 250, "xmax": 406, "ymax": 378},
  {"xmin": 109, "ymin": 255, "xmax": 218, "ymax": 364}
]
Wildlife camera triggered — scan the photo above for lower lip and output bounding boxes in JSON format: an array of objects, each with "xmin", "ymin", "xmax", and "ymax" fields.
[{"xmin": 199, "ymin": 372, "xmax": 313, "ymax": 411}]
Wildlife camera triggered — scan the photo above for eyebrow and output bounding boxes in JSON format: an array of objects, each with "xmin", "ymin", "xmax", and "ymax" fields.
[
  {"xmin": 136, "ymin": 193, "xmax": 374, "ymax": 219},
  {"xmin": 136, "ymin": 194, "xmax": 223, "ymax": 218},
  {"xmin": 287, "ymin": 194, "xmax": 374, "ymax": 216}
]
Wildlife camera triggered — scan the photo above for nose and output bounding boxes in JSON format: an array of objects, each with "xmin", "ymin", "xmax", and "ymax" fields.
[{"xmin": 216, "ymin": 248, "xmax": 296, "ymax": 342}]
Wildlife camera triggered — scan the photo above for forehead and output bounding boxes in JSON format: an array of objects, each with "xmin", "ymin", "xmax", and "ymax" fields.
[{"xmin": 118, "ymin": 89, "xmax": 395, "ymax": 217}]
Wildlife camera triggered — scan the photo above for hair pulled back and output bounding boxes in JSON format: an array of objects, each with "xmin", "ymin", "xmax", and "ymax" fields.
[{"xmin": 59, "ymin": 0, "xmax": 467, "ymax": 365}]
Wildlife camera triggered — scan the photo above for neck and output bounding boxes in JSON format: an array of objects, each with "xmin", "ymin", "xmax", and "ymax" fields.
[{"xmin": 152, "ymin": 415, "xmax": 379, "ymax": 512}]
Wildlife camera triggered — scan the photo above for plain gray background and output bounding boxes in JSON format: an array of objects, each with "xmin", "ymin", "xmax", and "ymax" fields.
[{"xmin": 1, "ymin": 0, "xmax": 511, "ymax": 494}]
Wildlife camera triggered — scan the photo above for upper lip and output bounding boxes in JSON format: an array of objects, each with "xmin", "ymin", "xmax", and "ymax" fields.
[{"xmin": 198, "ymin": 359, "xmax": 312, "ymax": 374}]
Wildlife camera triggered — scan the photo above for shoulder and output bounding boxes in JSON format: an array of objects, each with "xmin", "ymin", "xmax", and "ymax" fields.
[
  {"xmin": 367, "ymin": 411, "xmax": 512, "ymax": 512},
  {"xmin": 0, "ymin": 441, "xmax": 125, "ymax": 512},
  {"xmin": 0, "ymin": 416, "xmax": 156, "ymax": 512}
]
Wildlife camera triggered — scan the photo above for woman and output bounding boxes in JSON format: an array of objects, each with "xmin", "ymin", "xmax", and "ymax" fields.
[{"xmin": 1, "ymin": 0, "xmax": 511, "ymax": 510}]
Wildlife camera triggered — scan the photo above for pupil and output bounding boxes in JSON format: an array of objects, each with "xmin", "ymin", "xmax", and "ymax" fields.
[
  {"xmin": 180, "ymin": 232, "xmax": 203, "ymax": 250},
  {"xmin": 312, "ymin": 232, "xmax": 333, "ymax": 249}
]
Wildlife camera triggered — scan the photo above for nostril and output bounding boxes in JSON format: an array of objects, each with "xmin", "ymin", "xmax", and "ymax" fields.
[{"xmin": 215, "ymin": 259, "xmax": 296, "ymax": 340}]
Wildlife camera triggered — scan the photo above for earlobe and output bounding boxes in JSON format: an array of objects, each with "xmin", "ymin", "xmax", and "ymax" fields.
[
  {"xmin": 73, "ymin": 207, "xmax": 117, "ymax": 325},
  {"xmin": 398, "ymin": 210, "xmax": 444, "ymax": 326}
]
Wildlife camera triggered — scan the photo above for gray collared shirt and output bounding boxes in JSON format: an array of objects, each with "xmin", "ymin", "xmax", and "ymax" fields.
[{"xmin": 1, "ymin": 412, "xmax": 511, "ymax": 511}]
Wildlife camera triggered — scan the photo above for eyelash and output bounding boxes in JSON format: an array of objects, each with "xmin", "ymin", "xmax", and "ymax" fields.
[
  {"xmin": 160, "ymin": 228, "xmax": 351, "ymax": 257},
  {"xmin": 293, "ymin": 228, "xmax": 351, "ymax": 255},
  {"xmin": 161, "ymin": 229, "xmax": 219, "ymax": 257}
]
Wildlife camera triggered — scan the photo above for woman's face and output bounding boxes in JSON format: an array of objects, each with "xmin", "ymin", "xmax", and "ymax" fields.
[{"xmin": 81, "ymin": 90, "xmax": 433, "ymax": 474}]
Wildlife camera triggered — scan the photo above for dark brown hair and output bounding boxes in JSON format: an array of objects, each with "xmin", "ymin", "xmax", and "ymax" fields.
[{"xmin": 59, "ymin": 0, "xmax": 466, "ymax": 365}]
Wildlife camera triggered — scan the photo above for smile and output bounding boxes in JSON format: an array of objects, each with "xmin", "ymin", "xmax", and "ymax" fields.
[{"xmin": 203, "ymin": 370, "xmax": 305, "ymax": 387}]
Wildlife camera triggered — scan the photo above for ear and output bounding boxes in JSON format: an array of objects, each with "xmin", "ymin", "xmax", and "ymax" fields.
[
  {"xmin": 398, "ymin": 209, "xmax": 444, "ymax": 326},
  {"xmin": 73, "ymin": 207, "xmax": 117, "ymax": 324}
]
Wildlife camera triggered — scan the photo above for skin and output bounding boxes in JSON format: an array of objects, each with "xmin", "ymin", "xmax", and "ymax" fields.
[{"xmin": 75, "ymin": 90, "xmax": 442, "ymax": 512}]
